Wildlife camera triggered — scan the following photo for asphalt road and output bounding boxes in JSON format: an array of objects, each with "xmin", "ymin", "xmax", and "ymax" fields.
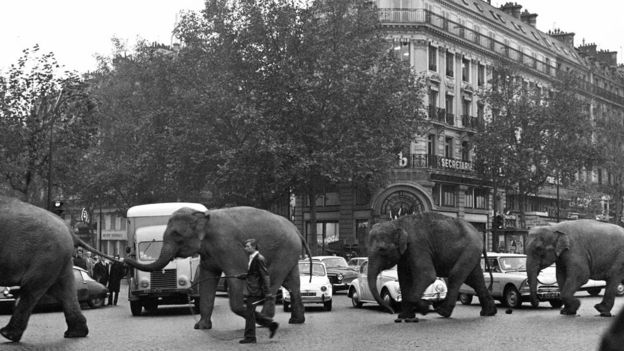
[{"xmin": 0, "ymin": 284, "xmax": 620, "ymax": 351}]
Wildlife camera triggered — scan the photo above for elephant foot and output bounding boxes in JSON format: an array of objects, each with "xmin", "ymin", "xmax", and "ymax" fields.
[
  {"xmin": 194, "ymin": 319, "xmax": 213, "ymax": 330},
  {"xmin": 415, "ymin": 300, "xmax": 433, "ymax": 315},
  {"xmin": 394, "ymin": 317, "xmax": 419, "ymax": 323},
  {"xmin": 0, "ymin": 326, "xmax": 24, "ymax": 343},
  {"xmin": 480, "ymin": 305, "xmax": 498, "ymax": 317},
  {"xmin": 435, "ymin": 304, "xmax": 454, "ymax": 318},
  {"xmin": 64, "ymin": 325, "xmax": 88, "ymax": 338},
  {"xmin": 594, "ymin": 303, "xmax": 612, "ymax": 317},
  {"xmin": 288, "ymin": 317, "xmax": 305, "ymax": 324}
]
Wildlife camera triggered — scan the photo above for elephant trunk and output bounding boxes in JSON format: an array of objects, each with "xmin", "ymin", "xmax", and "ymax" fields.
[
  {"xmin": 124, "ymin": 243, "xmax": 176, "ymax": 272},
  {"xmin": 367, "ymin": 259, "xmax": 395, "ymax": 314},
  {"xmin": 526, "ymin": 257, "xmax": 540, "ymax": 305}
]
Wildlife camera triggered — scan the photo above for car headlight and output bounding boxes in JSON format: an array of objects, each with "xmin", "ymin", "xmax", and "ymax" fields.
[
  {"xmin": 321, "ymin": 286, "xmax": 327, "ymax": 292},
  {"xmin": 178, "ymin": 275, "xmax": 189, "ymax": 287},
  {"xmin": 337, "ymin": 273, "xmax": 343, "ymax": 282},
  {"xmin": 519, "ymin": 279, "xmax": 530, "ymax": 293},
  {"xmin": 139, "ymin": 279, "xmax": 150, "ymax": 289}
]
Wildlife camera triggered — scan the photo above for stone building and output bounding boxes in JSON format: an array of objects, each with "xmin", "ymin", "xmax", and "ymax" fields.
[{"xmin": 292, "ymin": 0, "xmax": 624, "ymax": 256}]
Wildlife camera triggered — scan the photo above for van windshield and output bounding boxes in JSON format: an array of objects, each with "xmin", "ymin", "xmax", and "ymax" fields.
[{"xmin": 138, "ymin": 241, "xmax": 163, "ymax": 261}]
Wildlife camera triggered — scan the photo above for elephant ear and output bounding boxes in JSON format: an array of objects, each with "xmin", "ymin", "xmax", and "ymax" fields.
[
  {"xmin": 392, "ymin": 227, "xmax": 408, "ymax": 255},
  {"xmin": 554, "ymin": 230, "xmax": 570, "ymax": 257},
  {"xmin": 192, "ymin": 211, "xmax": 210, "ymax": 241}
]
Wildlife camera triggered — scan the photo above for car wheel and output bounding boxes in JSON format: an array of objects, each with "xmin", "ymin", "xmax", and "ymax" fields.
[
  {"xmin": 130, "ymin": 300, "xmax": 143, "ymax": 316},
  {"xmin": 324, "ymin": 300, "xmax": 332, "ymax": 311},
  {"xmin": 283, "ymin": 301, "xmax": 291, "ymax": 312},
  {"xmin": 503, "ymin": 286, "xmax": 522, "ymax": 308},
  {"xmin": 549, "ymin": 299, "xmax": 563, "ymax": 309},
  {"xmin": 351, "ymin": 290, "xmax": 363, "ymax": 308},
  {"xmin": 458, "ymin": 293, "xmax": 473, "ymax": 305},
  {"xmin": 88, "ymin": 296, "xmax": 104, "ymax": 309},
  {"xmin": 587, "ymin": 287, "xmax": 602, "ymax": 296},
  {"xmin": 617, "ymin": 283, "xmax": 624, "ymax": 297},
  {"xmin": 381, "ymin": 289, "xmax": 397, "ymax": 310}
]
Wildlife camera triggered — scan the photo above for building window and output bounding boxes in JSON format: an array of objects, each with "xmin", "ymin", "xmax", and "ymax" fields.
[
  {"xmin": 446, "ymin": 52, "xmax": 454, "ymax": 77},
  {"xmin": 445, "ymin": 95, "xmax": 454, "ymax": 125},
  {"xmin": 433, "ymin": 183, "xmax": 458, "ymax": 207},
  {"xmin": 394, "ymin": 41, "xmax": 410, "ymax": 62},
  {"xmin": 445, "ymin": 137, "xmax": 453, "ymax": 158},
  {"xmin": 428, "ymin": 134, "xmax": 436, "ymax": 156},
  {"xmin": 428, "ymin": 90, "xmax": 438, "ymax": 118},
  {"xmin": 306, "ymin": 189, "xmax": 339, "ymax": 207},
  {"xmin": 465, "ymin": 187, "xmax": 488, "ymax": 209},
  {"xmin": 477, "ymin": 103, "xmax": 484, "ymax": 119},
  {"xmin": 478, "ymin": 64, "xmax": 485, "ymax": 86},
  {"xmin": 462, "ymin": 57, "xmax": 470, "ymax": 82},
  {"xmin": 429, "ymin": 44, "xmax": 437, "ymax": 71},
  {"xmin": 461, "ymin": 141, "xmax": 470, "ymax": 161},
  {"xmin": 120, "ymin": 218, "xmax": 126, "ymax": 230},
  {"xmin": 306, "ymin": 221, "xmax": 339, "ymax": 247}
]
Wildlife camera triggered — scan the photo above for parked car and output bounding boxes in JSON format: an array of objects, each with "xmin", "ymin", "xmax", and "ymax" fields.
[
  {"xmin": 347, "ymin": 257, "xmax": 368, "ymax": 269},
  {"xmin": 312, "ymin": 256, "xmax": 359, "ymax": 293},
  {"xmin": 348, "ymin": 260, "xmax": 447, "ymax": 311},
  {"xmin": 1, "ymin": 266, "xmax": 108, "ymax": 311},
  {"xmin": 281, "ymin": 260, "xmax": 332, "ymax": 311},
  {"xmin": 540, "ymin": 264, "xmax": 608, "ymax": 296},
  {"xmin": 459, "ymin": 253, "xmax": 561, "ymax": 308}
]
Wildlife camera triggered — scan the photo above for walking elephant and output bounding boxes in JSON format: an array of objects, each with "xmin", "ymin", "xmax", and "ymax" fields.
[
  {"xmin": 367, "ymin": 212, "xmax": 497, "ymax": 321},
  {"xmin": 526, "ymin": 220, "xmax": 624, "ymax": 316},
  {"xmin": 600, "ymin": 305, "xmax": 624, "ymax": 351},
  {"xmin": 0, "ymin": 196, "xmax": 116, "ymax": 342},
  {"xmin": 123, "ymin": 206, "xmax": 312, "ymax": 330}
]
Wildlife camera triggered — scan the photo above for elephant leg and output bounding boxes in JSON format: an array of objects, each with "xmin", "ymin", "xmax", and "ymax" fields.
[
  {"xmin": 194, "ymin": 268, "xmax": 220, "ymax": 330},
  {"xmin": 0, "ymin": 283, "xmax": 49, "ymax": 342},
  {"xmin": 464, "ymin": 266, "xmax": 497, "ymax": 316},
  {"xmin": 47, "ymin": 268, "xmax": 89, "ymax": 338},
  {"xmin": 227, "ymin": 278, "xmax": 247, "ymax": 318},
  {"xmin": 397, "ymin": 264, "xmax": 434, "ymax": 320},
  {"xmin": 595, "ymin": 277, "xmax": 620, "ymax": 317},
  {"xmin": 558, "ymin": 272, "xmax": 581, "ymax": 315},
  {"xmin": 282, "ymin": 266, "xmax": 305, "ymax": 324},
  {"xmin": 436, "ymin": 253, "xmax": 480, "ymax": 318}
]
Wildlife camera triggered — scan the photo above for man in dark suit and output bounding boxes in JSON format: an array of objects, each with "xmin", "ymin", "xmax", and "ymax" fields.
[
  {"xmin": 92, "ymin": 255, "xmax": 109, "ymax": 286},
  {"xmin": 107, "ymin": 254, "xmax": 126, "ymax": 306},
  {"xmin": 238, "ymin": 239, "xmax": 278, "ymax": 344}
]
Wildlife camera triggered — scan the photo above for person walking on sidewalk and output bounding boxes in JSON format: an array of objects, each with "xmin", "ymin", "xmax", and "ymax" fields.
[
  {"xmin": 238, "ymin": 239, "xmax": 278, "ymax": 344},
  {"xmin": 107, "ymin": 254, "xmax": 126, "ymax": 306}
]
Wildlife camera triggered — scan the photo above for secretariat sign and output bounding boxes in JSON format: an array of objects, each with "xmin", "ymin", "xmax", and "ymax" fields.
[{"xmin": 438, "ymin": 157, "xmax": 473, "ymax": 171}]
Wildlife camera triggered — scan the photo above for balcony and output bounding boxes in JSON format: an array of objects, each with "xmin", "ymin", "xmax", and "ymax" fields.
[
  {"xmin": 406, "ymin": 154, "xmax": 474, "ymax": 173},
  {"xmin": 445, "ymin": 112, "xmax": 455, "ymax": 125},
  {"xmin": 461, "ymin": 115, "xmax": 483, "ymax": 130}
]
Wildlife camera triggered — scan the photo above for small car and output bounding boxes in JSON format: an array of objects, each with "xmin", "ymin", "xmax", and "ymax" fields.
[
  {"xmin": 348, "ymin": 260, "xmax": 447, "ymax": 311},
  {"xmin": 458, "ymin": 253, "xmax": 561, "ymax": 308},
  {"xmin": 1, "ymin": 266, "xmax": 108, "ymax": 311},
  {"xmin": 281, "ymin": 260, "xmax": 332, "ymax": 311},
  {"xmin": 312, "ymin": 256, "xmax": 359, "ymax": 293},
  {"xmin": 540, "ymin": 264, "xmax": 608, "ymax": 296}
]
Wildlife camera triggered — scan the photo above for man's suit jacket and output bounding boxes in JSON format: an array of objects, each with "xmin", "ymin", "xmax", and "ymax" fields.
[{"xmin": 245, "ymin": 253, "xmax": 271, "ymax": 298}]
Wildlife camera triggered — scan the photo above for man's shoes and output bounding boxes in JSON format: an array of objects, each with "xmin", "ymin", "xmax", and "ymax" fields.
[
  {"xmin": 269, "ymin": 322, "xmax": 279, "ymax": 338},
  {"xmin": 239, "ymin": 338, "xmax": 257, "ymax": 344}
]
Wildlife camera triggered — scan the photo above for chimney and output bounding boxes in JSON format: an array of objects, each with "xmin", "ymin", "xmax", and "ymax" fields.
[
  {"xmin": 500, "ymin": 2, "xmax": 522, "ymax": 19},
  {"xmin": 549, "ymin": 29, "xmax": 575, "ymax": 47},
  {"xmin": 597, "ymin": 50, "xmax": 618, "ymax": 66},
  {"xmin": 520, "ymin": 10, "xmax": 538, "ymax": 27}
]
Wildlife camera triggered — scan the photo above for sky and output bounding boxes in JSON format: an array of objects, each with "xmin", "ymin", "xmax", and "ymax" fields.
[{"xmin": 0, "ymin": 1, "xmax": 623, "ymax": 73}]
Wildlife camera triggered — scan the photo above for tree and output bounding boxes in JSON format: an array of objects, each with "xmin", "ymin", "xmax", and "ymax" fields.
[
  {"xmin": 183, "ymin": 0, "xmax": 425, "ymax": 251},
  {"xmin": 0, "ymin": 45, "xmax": 96, "ymax": 206},
  {"xmin": 595, "ymin": 111, "xmax": 624, "ymax": 224},
  {"xmin": 474, "ymin": 63, "xmax": 593, "ymax": 227}
]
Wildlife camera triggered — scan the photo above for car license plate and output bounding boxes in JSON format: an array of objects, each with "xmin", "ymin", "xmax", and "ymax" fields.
[{"xmin": 539, "ymin": 292, "xmax": 559, "ymax": 299}]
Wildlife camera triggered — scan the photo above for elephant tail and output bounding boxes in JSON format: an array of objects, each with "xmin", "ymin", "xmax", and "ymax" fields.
[
  {"xmin": 296, "ymin": 228, "xmax": 314, "ymax": 282},
  {"xmin": 72, "ymin": 233, "xmax": 120, "ymax": 263},
  {"xmin": 483, "ymin": 246, "xmax": 493, "ymax": 292}
]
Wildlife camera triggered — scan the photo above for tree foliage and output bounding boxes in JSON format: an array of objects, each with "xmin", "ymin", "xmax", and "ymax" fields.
[
  {"xmin": 0, "ymin": 45, "xmax": 97, "ymax": 206},
  {"xmin": 474, "ymin": 63, "xmax": 594, "ymax": 225}
]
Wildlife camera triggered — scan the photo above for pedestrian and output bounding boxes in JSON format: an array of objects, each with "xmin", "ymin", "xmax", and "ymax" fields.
[
  {"xmin": 107, "ymin": 254, "xmax": 126, "ymax": 306},
  {"xmin": 73, "ymin": 248, "xmax": 88, "ymax": 270},
  {"xmin": 237, "ymin": 238, "xmax": 278, "ymax": 344},
  {"xmin": 93, "ymin": 255, "xmax": 109, "ymax": 286},
  {"xmin": 85, "ymin": 251, "xmax": 95, "ymax": 276}
]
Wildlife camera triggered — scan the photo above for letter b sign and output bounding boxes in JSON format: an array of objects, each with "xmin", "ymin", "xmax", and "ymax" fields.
[{"xmin": 397, "ymin": 152, "xmax": 408, "ymax": 168}]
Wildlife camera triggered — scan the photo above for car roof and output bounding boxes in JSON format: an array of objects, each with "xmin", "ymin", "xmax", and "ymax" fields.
[
  {"xmin": 484, "ymin": 252, "xmax": 526, "ymax": 258},
  {"xmin": 312, "ymin": 256, "xmax": 346, "ymax": 259}
]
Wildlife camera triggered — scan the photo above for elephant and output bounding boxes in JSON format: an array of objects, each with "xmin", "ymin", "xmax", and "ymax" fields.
[
  {"xmin": 0, "ymin": 196, "xmax": 116, "ymax": 342},
  {"xmin": 526, "ymin": 220, "xmax": 624, "ymax": 317},
  {"xmin": 367, "ymin": 212, "xmax": 497, "ymax": 321},
  {"xmin": 122, "ymin": 206, "xmax": 312, "ymax": 330}
]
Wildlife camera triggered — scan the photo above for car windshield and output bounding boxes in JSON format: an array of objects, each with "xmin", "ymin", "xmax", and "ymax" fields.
[
  {"xmin": 498, "ymin": 257, "xmax": 526, "ymax": 272},
  {"xmin": 299, "ymin": 262, "xmax": 326, "ymax": 276},
  {"xmin": 138, "ymin": 241, "xmax": 163, "ymax": 261},
  {"xmin": 321, "ymin": 257, "xmax": 348, "ymax": 268}
]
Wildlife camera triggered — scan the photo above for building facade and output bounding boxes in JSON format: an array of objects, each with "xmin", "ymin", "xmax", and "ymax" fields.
[{"xmin": 293, "ymin": 0, "xmax": 624, "ymax": 256}]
